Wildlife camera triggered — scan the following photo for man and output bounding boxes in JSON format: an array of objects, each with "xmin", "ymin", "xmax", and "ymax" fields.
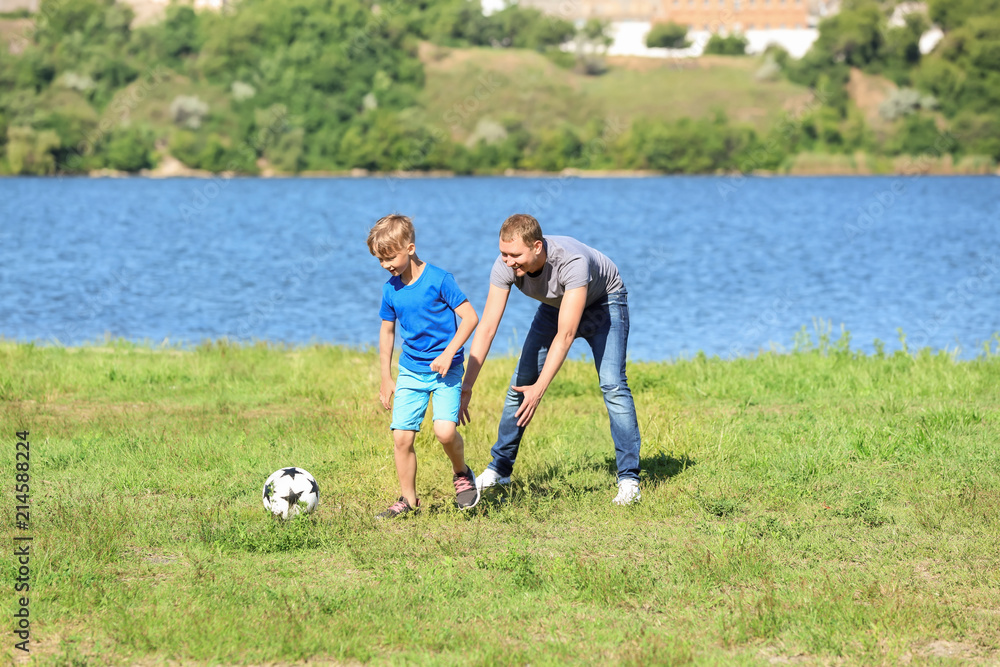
[{"xmin": 459, "ymin": 213, "xmax": 642, "ymax": 505}]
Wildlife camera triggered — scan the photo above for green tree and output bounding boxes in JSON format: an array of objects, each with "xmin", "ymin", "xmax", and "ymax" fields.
[
  {"xmin": 5, "ymin": 126, "xmax": 61, "ymax": 174},
  {"xmin": 928, "ymin": 0, "xmax": 1000, "ymax": 32},
  {"xmin": 813, "ymin": 0, "xmax": 884, "ymax": 69},
  {"xmin": 704, "ymin": 33, "xmax": 748, "ymax": 56},
  {"xmin": 950, "ymin": 111, "xmax": 1000, "ymax": 159},
  {"xmin": 102, "ymin": 125, "xmax": 155, "ymax": 171},
  {"xmin": 646, "ymin": 22, "xmax": 690, "ymax": 49},
  {"xmin": 885, "ymin": 115, "xmax": 955, "ymax": 155}
]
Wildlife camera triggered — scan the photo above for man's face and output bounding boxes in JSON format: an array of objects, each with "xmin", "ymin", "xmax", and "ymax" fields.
[{"xmin": 499, "ymin": 237, "xmax": 543, "ymax": 276}]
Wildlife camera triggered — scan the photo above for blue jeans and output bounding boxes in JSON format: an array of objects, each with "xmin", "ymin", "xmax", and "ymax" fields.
[{"xmin": 488, "ymin": 288, "xmax": 641, "ymax": 482}]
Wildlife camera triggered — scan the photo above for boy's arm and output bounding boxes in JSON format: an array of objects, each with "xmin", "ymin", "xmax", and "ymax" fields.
[
  {"xmin": 378, "ymin": 319, "xmax": 396, "ymax": 411},
  {"xmin": 511, "ymin": 285, "xmax": 587, "ymax": 427},
  {"xmin": 459, "ymin": 285, "xmax": 510, "ymax": 424},
  {"xmin": 429, "ymin": 300, "xmax": 479, "ymax": 376}
]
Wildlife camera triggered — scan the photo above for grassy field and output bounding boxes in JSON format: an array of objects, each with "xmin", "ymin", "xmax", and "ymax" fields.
[
  {"xmin": 2, "ymin": 337, "xmax": 1000, "ymax": 665},
  {"xmin": 419, "ymin": 46, "xmax": 812, "ymax": 140}
]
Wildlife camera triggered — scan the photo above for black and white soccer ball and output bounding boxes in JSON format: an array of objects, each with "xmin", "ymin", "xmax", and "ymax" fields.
[{"xmin": 262, "ymin": 467, "xmax": 319, "ymax": 520}]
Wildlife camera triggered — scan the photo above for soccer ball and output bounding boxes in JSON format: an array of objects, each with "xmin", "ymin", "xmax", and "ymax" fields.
[{"xmin": 262, "ymin": 467, "xmax": 319, "ymax": 520}]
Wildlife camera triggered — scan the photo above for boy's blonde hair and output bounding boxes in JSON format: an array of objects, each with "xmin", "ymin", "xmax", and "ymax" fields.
[
  {"xmin": 499, "ymin": 213, "xmax": 543, "ymax": 246},
  {"xmin": 367, "ymin": 214, "xmax": 415, "ymax": 257}
]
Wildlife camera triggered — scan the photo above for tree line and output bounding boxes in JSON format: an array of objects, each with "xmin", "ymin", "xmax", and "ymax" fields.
[{"xmin": 0, "ymin": 0, "xmax": 997, "ymax": 175}]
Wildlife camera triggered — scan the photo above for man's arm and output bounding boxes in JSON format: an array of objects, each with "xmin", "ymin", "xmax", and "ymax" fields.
[
  {"xmin": 511, "ymin": 285, "xmax": 587, "ymax": 427},
  {"xmin": 429, "ymin": 300, "xmax": 479, "ymax": 376},
  {"xmin": 378, "ymin": 319, "xmax": 396, "ymax": 410},
  {"xmin": 459, "ymin": 285, "xmax": 510, "ymax": 424}
]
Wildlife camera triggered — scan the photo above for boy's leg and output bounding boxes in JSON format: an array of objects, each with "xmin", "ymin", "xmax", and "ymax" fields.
[
  {"xmin": 435, "ymin": 421, "xmax": 466, "ymax": 473},
  {"xmin": 392, "ymin": 429, "xmax": 418, "ymax": 508},
  {"xmin": 432, "ymin": 365, "xmax": 479, "ymax": 508},
  {"xmin": 582, "ymin": 290, "xmax": 641, "ymax": 483},
  {"xmin": 432, "ymin": 365, "xmax": 467, "ymax": 474},
  {"xmin": 487, "ymin": 304, "xmax": 560, "ymax": 478},
  {"xmin": 389, "ymin": 367, "xmax": 433, "ymax": 509}
]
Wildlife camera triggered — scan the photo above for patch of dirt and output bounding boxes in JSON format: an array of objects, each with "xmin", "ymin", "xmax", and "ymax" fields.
[
  {"xmin": 757, "ymin": 647, "xmax": 822, "ymax": 664},
  {"xmin": 605, "ymin": 55, "xmax": 702, "ymax": 72},
  {"xmin": 913, "ymin": 559, "xmax": 944, "ymax": 585},
  {"xmin": 0, "ymin": 17, "xmax": 32, "ymax": 54},
  {"xmin": 900, "ymin": 640, "xmax": 982, "ymax": 663},
  {"xmin": 419, "ymin": 40, "xmax": 561, "ymax": 77},
  {"xmin": 846, "ymin": 67, "xmax": 897, "ymax": 129},
  {"xmin": 782, "ymin": 91, "xmax": 818, "ymax": 117}
]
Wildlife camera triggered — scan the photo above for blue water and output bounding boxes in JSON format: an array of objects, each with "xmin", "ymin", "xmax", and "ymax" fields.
[{"xmin": 1, "ymin": 175, "xmax": 997, "ymax": 360}]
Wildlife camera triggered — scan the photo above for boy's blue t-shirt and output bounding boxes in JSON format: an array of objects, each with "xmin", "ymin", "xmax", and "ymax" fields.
[{"xmin": 380, "ymin": 264, "xmax": 468, "ymax": 373}]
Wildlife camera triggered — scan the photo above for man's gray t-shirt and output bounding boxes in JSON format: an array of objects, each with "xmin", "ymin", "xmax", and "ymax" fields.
[{"xmin": 490, "ymin": 236, "xmax": 624, "ymax": 308}]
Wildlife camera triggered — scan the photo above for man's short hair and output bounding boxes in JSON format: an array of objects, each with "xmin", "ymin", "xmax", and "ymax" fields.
[
  {"xmin": 500, "ymin": 214, "xmax": 543, "ymax": 246},
  {"xmin": 367, "ymin": 214, "xmax": 415, "ymax": 257}
]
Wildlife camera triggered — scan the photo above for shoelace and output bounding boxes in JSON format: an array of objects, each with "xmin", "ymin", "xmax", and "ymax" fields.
[
  {"xmin": 389, "ymin": 499, "xmax": 409, "ymax": 513},
  {"xmin": 454, "ymin": 471, "xmax": 474, "ymax": 493}
]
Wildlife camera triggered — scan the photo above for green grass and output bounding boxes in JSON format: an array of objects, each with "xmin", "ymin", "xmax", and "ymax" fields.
[
  {"xmin": 3, "ymin": 338, "xmax": 1000, "ymax": 665},
  {"xmin": 421, "ymin": 48, "xmax": 812, "ymax": 140}
]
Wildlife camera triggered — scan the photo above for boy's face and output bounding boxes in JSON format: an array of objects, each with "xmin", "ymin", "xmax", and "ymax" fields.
[
  {"xmin": 377, "ymin": 243, "xmax": 414, "ymax": 277},
  {"xmin": 499, "ymin": 238, "xmax": 544, "ymax": 276}
]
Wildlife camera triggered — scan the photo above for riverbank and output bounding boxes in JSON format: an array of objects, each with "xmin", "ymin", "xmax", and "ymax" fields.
[
  {"xmin": 74, "ymin": 149, "xmax": 1000, "ymax": 178},
  {"xmin": 4, "ymin": 341, "xmax": 999, "ymax": 664},
  {"xmin": 30, "ymin": 154, "xmax": 1000, "ymax": 179}
]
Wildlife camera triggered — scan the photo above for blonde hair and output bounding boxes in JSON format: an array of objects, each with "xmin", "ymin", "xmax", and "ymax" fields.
[
  {"xmin": 499, "ymin": 213, "xmax": 543, "ymax": 246},
  {"xmin": 367, "ymin": 214, "xmax": 415, "ymax": 257}
]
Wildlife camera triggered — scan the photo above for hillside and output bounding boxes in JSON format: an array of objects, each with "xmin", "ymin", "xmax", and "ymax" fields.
[
  {"xmin": 2, "ymin": 0, "xmax": 999, "ymax": 176},
  {"xmin": 420, "ymin": 45, "xmax": 814, "ymax": 140}
]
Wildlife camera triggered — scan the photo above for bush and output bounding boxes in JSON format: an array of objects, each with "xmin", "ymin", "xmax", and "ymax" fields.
[
  {"xmin": 879, "ymin": 88, "xmax": 938, "ymax": 120},
  {"xmin": 646, "ymin": 22, "xmax": 690, "ymax": 49},
  {"xmin": 170, "ymin": 95, "xmax": 209, "ymax": 129},
  {"xmin": 102, "ymin": 125, "xmax": 156, "ymax": 172},
  {"xmin": 5, "ymin": 126, "xmax": 61, "ymax": 174},
  {"xmin": 755, "ymin": 54, "xmax": 782, "ymax": 81},
  {"xmin": 950, "ymin": 111, "xmax": 1000, "ymax": 159},
  {"xmin": 704, "ymin": 33, "xmax": 748, "ymax": 56},
  {"xmin": 886, "ymin": 115, "xmax": 956, "ymax": 156},
  {"xmin": 168, "ymin": 130, "xmax": 201, "ymax": 168}
]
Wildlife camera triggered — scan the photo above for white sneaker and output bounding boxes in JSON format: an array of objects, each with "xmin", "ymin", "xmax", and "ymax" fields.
[
  {"xmin": 613, "ymin": 479, "xmax": 641, "ymax": 505},
  {"xmin": 475, "ymin": 467, "xmax": 511, "ymax": 492}
]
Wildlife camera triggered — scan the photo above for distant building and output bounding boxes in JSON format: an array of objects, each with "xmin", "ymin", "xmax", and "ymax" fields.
[
  {"xmin": 658, "ymin": 0, "xmax": 813, "ymax": 32},
  {"xmin": 515, "ymin": 0, "xmax": 836, "ymax": 27},
  {"xmin": 0, "ymin": 0, "xmax": 39, "ymax": 11},
  {"xmin": 511, "ymin": 0, "xmax": 664, "ymax": 21},
  {"xmin": 0, "ymin": 0, "xmax": 228, "ymax": 24},
  {"xmin": 889, "ymin": 2, "xmax": 942, "ymax": 54},
  {"xmin": 517, "ymin": 0, "xmax": 837, "ymax": 57}
]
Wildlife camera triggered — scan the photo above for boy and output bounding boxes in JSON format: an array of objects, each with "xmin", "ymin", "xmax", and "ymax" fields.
[
  {"xmin": 368, "ymin": 214, "xmax": 481, "ymax": 518},
  {"xmin": 459, "ymin": 213, "xmax": 642, "ymax": 505}
]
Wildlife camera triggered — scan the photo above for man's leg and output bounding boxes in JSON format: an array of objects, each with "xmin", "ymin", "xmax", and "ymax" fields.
[
  {"xmin": 486, "ymin": 304, "xmax": 560, "ymax": 478},
  {"xmin": 583, "ymin": 290, "xmax": 641, "ymax": 483}
]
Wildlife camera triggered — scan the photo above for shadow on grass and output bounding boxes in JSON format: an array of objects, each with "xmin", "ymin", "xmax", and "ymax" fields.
[
  {"xmin": 469, "ymin": 453, "xmax": 696, "ymax": 515},
  {"xmin": 599, "ymin": 452, "xmax": 697, "ymax": 484}
]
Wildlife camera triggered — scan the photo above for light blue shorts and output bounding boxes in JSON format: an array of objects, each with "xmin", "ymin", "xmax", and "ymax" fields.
[{"xmin": 390, "ymin": 364, "xmax": 464, "ymax": 431}]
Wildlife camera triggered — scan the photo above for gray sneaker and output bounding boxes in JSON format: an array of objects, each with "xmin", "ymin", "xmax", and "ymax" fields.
[
  {"xmin": 453, "ymin": 467, "xmax": 481, "ymax": 509},
  {"xmin": 376, "ymin": 496, "xmax": 419, "ymax": 519}
]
